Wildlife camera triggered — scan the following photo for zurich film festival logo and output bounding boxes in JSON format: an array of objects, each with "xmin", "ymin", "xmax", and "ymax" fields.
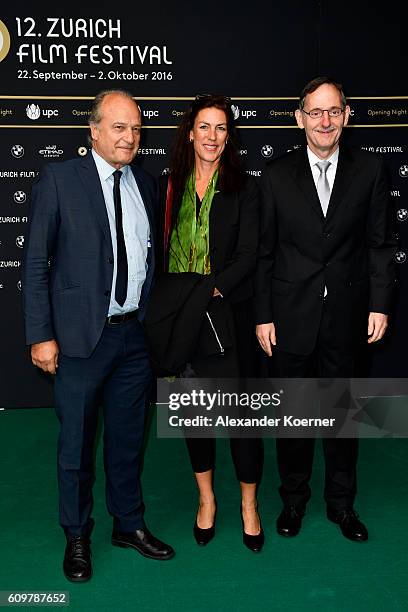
[
  {"xmin": 261, "ymin": 145, "xmax": 274, "ymax": 158},
  {"xmin": 11, "ymin": 144, "xmax": 24, "ymax": 158},
  {"xmin": 14, "ymin": 191, "xmax": 26, "ymax": 204},
  {"xmin": 0, "ymin": 19, "xmax": 11, "ymax": 63},
  {"xmin": 26, "ymin": 104, "xmax": 41, "ymax": 121},
  {"xmin": 397, "ymin": 209, "xmax": 408, "ymax": 222},
  {"xmin": 395, "ymin": 251, "xmax": 406, "ymax": 264},
  {"xmin": 16, "ymin": 235, "xmax": 24, "ymax": 249},
  {"xmin": 78, "ymin": 146, "xmax": 88, "ymax": 157},
  {"xmin": 399, "ymin": 165, "xmax": 408, "ymax": 178}
]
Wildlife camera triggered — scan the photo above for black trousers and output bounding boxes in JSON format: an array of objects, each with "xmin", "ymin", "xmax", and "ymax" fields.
[
  {"xmin": 184, "ymin": 299, "xmax": 263, "ymax": 484},
  {"xmin": 272, "ymin": 300, "xmax": 358, "ymax": 512}
]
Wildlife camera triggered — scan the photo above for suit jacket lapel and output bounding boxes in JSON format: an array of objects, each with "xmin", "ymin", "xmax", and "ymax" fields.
[
  {"xmin": 209, "ymin": 189, "xmax": 224, "ymax": 251},
  {"xmin": 325, "ymin": 146, "xmax": 357, "ymax": 222},
  {"xmin": 76, "ymin": 152, "xmax": 113, "ymax": 251},
  {"xmin": 130, "ymin": 164, "xmax": 156, "ymax": 311},
  {"xmin": 292, "ymin": 148, "xmax": 324, "ymax": 221},
  {"xmin": 130, "ymin": 165, "xmax": 156, "ymax": 247}
]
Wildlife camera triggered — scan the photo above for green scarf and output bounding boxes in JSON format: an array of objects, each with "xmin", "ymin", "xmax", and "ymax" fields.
[{"xmin": 168, "ymin": 167, "xmax": 219, "ymax": 274}]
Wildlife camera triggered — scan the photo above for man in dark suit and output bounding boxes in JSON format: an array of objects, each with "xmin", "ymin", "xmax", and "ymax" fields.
[
  {"xmin": 22, "ymin": 89, "xmax": 174, "ymax": 582},
  {"xmin": 255, "ymin": 76, "xmax": 396, "ymax": 542}
]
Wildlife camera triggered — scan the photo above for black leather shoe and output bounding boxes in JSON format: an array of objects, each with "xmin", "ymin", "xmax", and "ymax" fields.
[
  {"xmin": 63, "ymin": 536, "xmax": 92, "ymax": 582},
  {"xmin": 193, "ymin": 519, "xmax": 215, "ymax": 546},
  {"xmin": 276, "ymin": 505, "xmax": 304, "ymax": 537},
  {"xmin": 111, "ymin": 528, "xmax": 175, "ymax": 560},
  {"xmin": 327, "ymin": 508, "xmax": 368, "ymax": 542},
  {"xmin": 241, "ymin": 506, "xmax": 264, "ymax": 552}
]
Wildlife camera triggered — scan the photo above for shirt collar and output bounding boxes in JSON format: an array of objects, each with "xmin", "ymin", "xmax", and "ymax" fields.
[
  {"xmin": 307, "ymin": 146, "xmax": 339, "ymax": 168},
  {"xmin": 92, "ymin": 149, "xmax": 129, "ymax": 181}
]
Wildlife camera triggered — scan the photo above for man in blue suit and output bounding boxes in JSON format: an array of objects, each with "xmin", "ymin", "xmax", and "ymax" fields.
[{"xmin": 22, "ymin": 89, "xmax": 174, "ymax": 582}]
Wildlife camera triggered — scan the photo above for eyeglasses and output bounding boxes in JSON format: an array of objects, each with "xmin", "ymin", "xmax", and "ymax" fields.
[
  {"xmin": 302, "ymin": 107, "xmax": 345, "ymax": 119},
  {"xmin": 194, "ymin": 94, "xmax": 232, "ymax": 103}
]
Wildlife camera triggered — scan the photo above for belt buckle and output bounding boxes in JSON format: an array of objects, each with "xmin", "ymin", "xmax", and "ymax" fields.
[{"xmin": 107, "ymin": 314, "xmax": 125, "ymax": 325}]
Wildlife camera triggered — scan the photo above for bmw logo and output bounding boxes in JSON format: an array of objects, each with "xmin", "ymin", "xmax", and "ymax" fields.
[
  {"xmin": 261, "ymin": 144, "xmax": 274, "ymax": 158},
  {"xmin": 14, "ymin": 191, "xmax": 26, "ymax": 204},
  {"xmin": 397, "ymin": 208, "xmax": 408, "ymax": 222},
  {"xmin": 11, "ymin": 144, "xmax": 25, "ymax": 158}
]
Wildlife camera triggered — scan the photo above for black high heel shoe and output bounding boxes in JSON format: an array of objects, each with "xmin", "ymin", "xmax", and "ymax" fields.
[
  {"xmin": 241, "ymin": 505, "xmax": 264, "ymax": 552},
  {"xmin": 193, "ymin": 507, "xmax": 216, "ymax": 546}
]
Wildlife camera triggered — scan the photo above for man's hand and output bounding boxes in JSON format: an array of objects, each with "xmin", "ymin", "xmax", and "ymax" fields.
[
  {"xmin": 31, "ymin": 340, "xmax": 60, "ymax": 374},
  {"xmin": 256, "ymin": 323, "xmax": 276, "ymax": 357},
  {"xmin": 367, "ymin": 312, "xmax": 388, "ymax": 343}
]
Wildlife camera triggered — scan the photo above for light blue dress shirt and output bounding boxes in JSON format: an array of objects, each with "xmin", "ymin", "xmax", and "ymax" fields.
[{"xmin": 92, "ymin": 149, "xmax": 150, "ymax": 316}]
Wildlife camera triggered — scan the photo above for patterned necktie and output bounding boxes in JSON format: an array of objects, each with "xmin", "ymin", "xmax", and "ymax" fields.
[
  {"xmin": 316, "ymin": 160, "xmax": 331, "ymax": 216},
  {"xmin": 112, "ymin": 170, "xmax": 128, "ymax": 307}
]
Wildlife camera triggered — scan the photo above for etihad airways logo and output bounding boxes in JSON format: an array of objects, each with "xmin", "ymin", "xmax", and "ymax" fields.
[
  {"xmin": 38, "ymin": 145, "xmax": 64, "ymax": 158},
  {"xmin": 0, "ymin": 19, "xmax": 11, "ymax": 63}
]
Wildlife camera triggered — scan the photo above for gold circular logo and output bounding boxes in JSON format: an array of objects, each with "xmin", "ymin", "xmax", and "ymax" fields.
[{"xmin": 0, "ymin": 19, "xmax": 11, "ymax": 63}]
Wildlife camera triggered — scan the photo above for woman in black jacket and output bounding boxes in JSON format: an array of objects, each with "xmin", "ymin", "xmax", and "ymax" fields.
[{"xmin": 155, "ymin": 94, "xmax": 264, "ymax": 551}]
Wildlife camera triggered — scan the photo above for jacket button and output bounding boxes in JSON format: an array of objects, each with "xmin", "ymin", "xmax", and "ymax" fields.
[
  {"xmin": 104, "ymin": 290, "xmax": 110, "ymax": 296},
  {"xmin": 108, "ymin": 257, "xmax": 114, "ymax": 264},
  {"xmin": 324, "ymin": 232, "xmax": 331, "ymax": 239}
]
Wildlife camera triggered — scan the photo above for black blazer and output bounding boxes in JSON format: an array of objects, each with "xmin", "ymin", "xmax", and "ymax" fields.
[
  {"xmin": 255, "ymin": 146, "xmax": 396, "ymax": 356},
  {"xmin": 158, "ymin": 174, "xmax": 260, "ymax": 304},
  {"xmin": 22, "ymin": 152, "xmax": 158, "ymax": 357}
]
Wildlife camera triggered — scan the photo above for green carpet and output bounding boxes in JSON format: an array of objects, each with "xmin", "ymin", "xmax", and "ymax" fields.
[{"xmin": 0, "ymin": 407, "xmax": 407, "ymax": 611}]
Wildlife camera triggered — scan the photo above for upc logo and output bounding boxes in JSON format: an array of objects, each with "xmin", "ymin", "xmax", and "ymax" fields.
[
  {"xmin": 26, "ymin": 104, "xmax": 41, "ymax": 120},
  {"xmin": 231, "ymin": 105, "xmax": 240, "ymax": 120}
]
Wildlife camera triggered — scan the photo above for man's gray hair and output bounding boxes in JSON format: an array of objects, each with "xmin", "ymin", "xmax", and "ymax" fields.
[
  {"xmin": 87, "ymin": 89, "xmax": 140, "ymax": 146},
  {"xmin": 88, "ymin": 89, "xmax": 138, "ymax": 126}
]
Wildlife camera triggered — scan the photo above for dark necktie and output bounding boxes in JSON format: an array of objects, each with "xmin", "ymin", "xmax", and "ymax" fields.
[{"xmin": 113, "ymin": 170, "xmax": 128, "ymax": 306}]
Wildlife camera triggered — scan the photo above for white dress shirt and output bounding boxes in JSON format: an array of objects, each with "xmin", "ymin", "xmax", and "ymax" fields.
[{"xmin": 306, "ymin": 146, "xmax": 339, "ymax": 297}]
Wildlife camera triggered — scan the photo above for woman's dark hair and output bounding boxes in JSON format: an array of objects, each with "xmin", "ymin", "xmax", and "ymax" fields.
[{"xmin": 169, "ymin": 94, "xmax": 246, "ymax": 228}]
